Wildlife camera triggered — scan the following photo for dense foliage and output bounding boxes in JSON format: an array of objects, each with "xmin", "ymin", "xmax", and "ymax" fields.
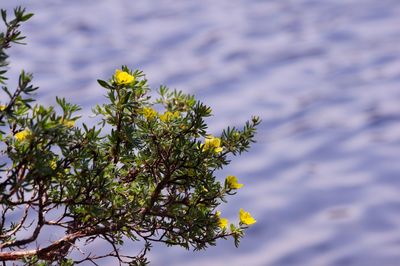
[{"xmin": 0, "ymin": 7, "xmax": 260, "ymax": 265}]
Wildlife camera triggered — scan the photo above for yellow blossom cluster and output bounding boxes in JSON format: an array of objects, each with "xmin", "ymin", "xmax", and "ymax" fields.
[
  {"xmin": 142, "ymin": 107, "xmax": 158, "ymax": 120},
  {"xmin": 216, "ymin": 207, "xmax": 256, "ymax": 230},
  {"xmin": 0, "ymin": 105, "xmax": 6, "ymax": 111},
  {"xmin": 14, "ymin": 128, "xmax": 31, "ymax": 142},
  {"xmin": 114, "ymin": 69, "xmax": 135, "ymax": 85},
  {"xmin": 159, "ymin": 111, "xmax": 180, "ymax": 122},
  {"xmin": 214, "ymin": 175, "xmax": 256, "ymax": 229},
  {"xmin": 201, "ymin": 135, "xmax": 223, "ymax": 153}
]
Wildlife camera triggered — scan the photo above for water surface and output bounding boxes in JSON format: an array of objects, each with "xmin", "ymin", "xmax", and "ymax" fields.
[{"xmin": 3, "ymin": 0, "xmax": 400, "ymax": 265}]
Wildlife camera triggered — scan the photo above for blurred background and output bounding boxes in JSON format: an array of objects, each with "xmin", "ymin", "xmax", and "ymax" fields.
[{"xmin": 3, "ymin": 0, "xmax": 400, "ymax": 265}]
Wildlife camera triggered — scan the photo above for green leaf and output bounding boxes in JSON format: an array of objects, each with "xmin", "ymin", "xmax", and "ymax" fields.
[
  {"xmin": 97, "ymin": 79, "xmax": 112, "ymax": 89},
  {"xmin": 21, "ymin": 13, "xmax": 34, "ymax": 22},
  {"xmin": 1, "ymin": 9, "xmax": 7, "ymax": 25}
]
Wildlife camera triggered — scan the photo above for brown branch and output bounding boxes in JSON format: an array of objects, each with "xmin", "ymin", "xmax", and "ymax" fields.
[
  {"xmin": 0, "ymin": 201, "xmax": 30, "ymax": 239},
  {"xmin": 0, "ymin": 184, "xmax": 44, "ymax": 249},
  {"xmin": 0, "ymin": 225, "xmax": 120, "ymax": 261}
]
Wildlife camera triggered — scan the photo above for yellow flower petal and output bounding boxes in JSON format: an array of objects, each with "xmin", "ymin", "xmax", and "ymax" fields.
[
  {"xmin": 214, "ymin": 147, "xmax": 223, "ymax": 153},
  {"xmin": 218, "ymin": 217, "xmax": 229, "ymax": 230},
  {"xmin": 226, "ymin": 175, "xmax": 243, "ymax": 189},
  {"xmin": 239, "ymin": 208, "xmax": 256, "ymax": 225},
  {"xmin": 159, "ymin": 111, "xmax": 180, "ymax": 123},
  {"xmin": 159, "ymin": 111, "xmax": 171, "ymax": 122},
  {"xmin": 14, "ymin": 128, "xmax": 31, "ymax": 142},
  {"xmin": 142, "ymin": 107, "xmax": 157, "ymax": 120},
  {"xmin": 172, "ymin": 111, "xmax": 180, "ymax": 119},
  {"xmin": 215, "ymin": 211, "xmax": 228, "ymax": 230},
  {"xmin": 202, "ymin": 135, "xmax": 223, "ymax": 153},
  {"xmin": 0, "ymin": 105, "xmax": 6, "ymax": 111},
  {"xmin": 50, "ymin": 160, "xmax": 57, "ymax": 170},
  {"xmin": 114, "ymin": 69, "xmax": 135, "ymax": 85},
  {"xmin": 63, "ymin": 120, "xmax": 75, "ymax": 128}
]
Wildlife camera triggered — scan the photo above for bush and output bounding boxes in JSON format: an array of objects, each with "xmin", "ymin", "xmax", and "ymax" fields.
[{"xmin": 0, "ymin": 7, "xmax": 260, "ymax": 265}]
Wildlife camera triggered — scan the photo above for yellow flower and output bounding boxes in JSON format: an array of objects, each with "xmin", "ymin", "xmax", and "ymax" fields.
[
  {"xmin": 219, "ymin": 218, "xmax": 229, "ymax": 230},
  {"xmin": 201, "ymin": 135, "xmax": 223, "ymax": 153},
  {"xmin": 159, "ymin": 112, "xmax": 171, "ymax": 122},
  {"xmin": 114, "ymin": 69, "xmax": 135, "ymax": 85},
  {"xmin": 50, "ymin": 160, "xmax": 57, "ymax": 170},
  {"xmin": 215, "ymin": 211, "xmax": 228, "ymax": 230},
  {"xmin": 63, "ymin": 119, "xmax": 75, "ymax": 128},
  {"xmin": 15, "ymin": 128, "xmax": 31, "ymax": 142},
  {"xmin": 239, "ymin": 208, "xmax": 256, "ymax": 226},
  {"xmin": 142, "ymin": 107, "xmax": 157, "ymax": 120},
  {"xmin": 0, "ymin": 105, "xmax": 6, "ymax": 111},
  {"xmin": 159, "ymin": 111, "xmax": 180, "ymax": 122},
  {"xmin": 226, "ymin": 175, "xmax": 243, "ymax": 189}
]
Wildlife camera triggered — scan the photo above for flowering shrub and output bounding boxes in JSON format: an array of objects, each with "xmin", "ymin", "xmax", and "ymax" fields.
[{"xmin": 0, "ymin": 7, "xmax": 260, "ymax": 265}]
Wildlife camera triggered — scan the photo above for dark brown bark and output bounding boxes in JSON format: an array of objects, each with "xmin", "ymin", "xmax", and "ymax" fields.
[{"xmin": 0, "ymin": 225, "xmax": 116, "ymax": 261}]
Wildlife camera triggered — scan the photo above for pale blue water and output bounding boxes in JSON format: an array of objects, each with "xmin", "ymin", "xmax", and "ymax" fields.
[{"xmin": 2, "ymin": 0, "xmax": 400, "ymax": 265}]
